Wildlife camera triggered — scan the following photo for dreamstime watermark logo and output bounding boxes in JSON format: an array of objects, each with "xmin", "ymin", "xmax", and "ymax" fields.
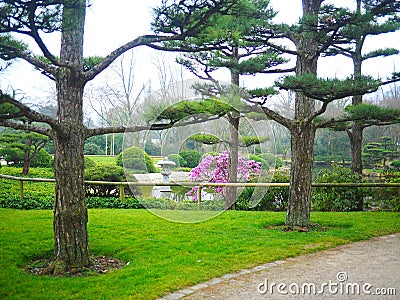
[{"xmin": 257, "ymin": 272, "xmax": 397, "ymax": 296}]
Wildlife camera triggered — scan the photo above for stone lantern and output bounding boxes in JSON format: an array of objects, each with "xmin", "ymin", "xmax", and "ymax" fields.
[{"xmin": 157, "ymin": 157, "xmax": 176, "ymax": 196}]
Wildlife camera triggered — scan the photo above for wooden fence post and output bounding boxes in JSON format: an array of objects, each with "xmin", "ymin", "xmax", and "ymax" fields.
[
  {"xmin": 120, "ymin": 184, "xmax": 125, "ymax": 202},
  {"xmin": 197, "ymin": 186, "xmax": 202, "ymax": 210}
]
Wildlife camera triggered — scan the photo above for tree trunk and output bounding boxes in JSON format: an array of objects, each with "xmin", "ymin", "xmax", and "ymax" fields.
[
  {"xmin": 285, "ymin": 0, "xmax": 320, "ymax": 228},
  {"xmin": 349, "ymin": 121, "xmax": 363, "ymax": 175},
  {"xmin": 22, "ymin": 159, "xmax": 31, "ymax": 176},
  {"xmin": 22, "ymin": 135, "xmax": 32, "ymax": 176},
  {"xmin": 286, "ymin": 123, "xmax": 316, "ymax": 228},
  {"xmin": 226, "ymin": 113, "xmax": 240, "ymax": 209},
  {"xmin": 350, "ymin": 18, "xmax": 364, "ymax": 176},
  {"xmin": 49, "ymin": 0, "xmax": 90, "ymax": 274},
  {"xmin": 53, "ymin": 130, "xmax": 90, "ymax": 274},
  {"xmin": 225, "ymin": 51, "xmax": 240, "ymax": 209}
]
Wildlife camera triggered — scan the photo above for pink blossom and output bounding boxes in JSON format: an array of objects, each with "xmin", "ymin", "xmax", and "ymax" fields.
[{"xmin": 187, "ymin": 151, "xmax": 261, "ymax": 200}]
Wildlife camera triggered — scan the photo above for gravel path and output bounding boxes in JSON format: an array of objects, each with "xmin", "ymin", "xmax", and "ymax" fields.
[{"xmin": 160, "ymin": 234, "xmax": 400, "ymax": 300}]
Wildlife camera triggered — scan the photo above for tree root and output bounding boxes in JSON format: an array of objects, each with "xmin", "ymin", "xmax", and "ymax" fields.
[{"xmin": 25, "ymin": 256, "xmax": 126, "ymax": 277}]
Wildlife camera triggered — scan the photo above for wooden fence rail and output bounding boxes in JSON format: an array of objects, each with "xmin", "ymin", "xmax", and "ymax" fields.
[{"xmin": 1, "ymin": 174, "xmax": 400, "ymax": 210}]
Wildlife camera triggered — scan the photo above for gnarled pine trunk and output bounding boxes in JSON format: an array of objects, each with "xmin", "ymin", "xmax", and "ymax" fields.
[
  {"xmin": 285, "ymin": 0, "xmax": 320, "ymax": 228},
  {"xmin": 50, "ymin": 0, "xmax": 90, "ymax": 274},
  {"xmin": 286, "ymin": 123, "xmax": 316, "ymax": 227}
]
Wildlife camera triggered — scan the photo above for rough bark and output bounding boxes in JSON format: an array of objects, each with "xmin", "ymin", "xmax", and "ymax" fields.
[
  {"xmin": 226, "ymin": 56, "xmax": 240, "ymax": 209},
  {"xmin": 285, "ymin": 0, "xmax": 320, "ymax": 228},
  {"xmin": 50, "ymin": 0, "xmax": 91, "ymax": 274},
  {"xmin": 350, "ymin": 0, "xmax": 364, "ymax": 176},
  {"xmin": 286, "ymin": 123, "xmax": 316, "ymax": 227},
  {"xmin": 226, "ymin": 112, "xmax": 239, "ymax": 209},
  {"xmin": 348, "ymin": 0, "xmax": 364, "ymax": 210},
  {"xmin": 22, "ymin": 135, "xmax": 33, "ymax": 176}
]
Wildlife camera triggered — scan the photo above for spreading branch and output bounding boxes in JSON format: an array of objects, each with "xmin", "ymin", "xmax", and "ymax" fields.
[
  {"xmin": 0, "ymin": 91, "xmax": 60, "ymax": 131},
  {"xmin": 86, "ymin": 113, "xmax": 225, "ymax": 138},
  {"xmin": 0, "ymin": 120, "xmax": 53, "ymax": 137}
]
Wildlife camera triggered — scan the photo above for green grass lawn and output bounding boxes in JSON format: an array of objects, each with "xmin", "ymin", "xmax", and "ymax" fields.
[
  {"xmin": 87, "ymin": 155, "xmax": 117, "ymax": 165},
  {"xmin": 0, "ymin": 209, "xmax": 399, "ymax": 299}
]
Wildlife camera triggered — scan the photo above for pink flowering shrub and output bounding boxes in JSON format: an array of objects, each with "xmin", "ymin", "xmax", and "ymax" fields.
[{"xmin": 187, "ymin": 151, "xmax": 261, "ymax": 200}]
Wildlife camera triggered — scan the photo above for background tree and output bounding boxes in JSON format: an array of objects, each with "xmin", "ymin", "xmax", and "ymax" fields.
[
  {"xmin": 324, "ymin": 0, "xmax": 400, "ymax": 175},
  {"xmin": 173, "ymin": 0, "xmax": 289, "ymax": 207},
  {"xmin": 363, "ymin": 136, "xmax": 399, "ymax": 169},
  {"xmin": 249, "ymin": 0, "xmax": 400, "ymax": 228},
  {"xmin": 0, "ymin": 0, "xmax": 239, "ymax": 274},
  {"xmin": 0, "ymin": 129, "xmax": 49, "ymax": 174}
]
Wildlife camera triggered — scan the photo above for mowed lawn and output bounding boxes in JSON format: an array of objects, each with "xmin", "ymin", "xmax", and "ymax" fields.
[{"xmin": 0, "ymin": 209, "xmax": 399, "ymax": 299}]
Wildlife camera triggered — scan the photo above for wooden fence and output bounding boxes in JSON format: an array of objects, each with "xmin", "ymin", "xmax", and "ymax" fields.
[{"xmin": 1, "ymin": 174, "xmax": 400, "ymax": 210}]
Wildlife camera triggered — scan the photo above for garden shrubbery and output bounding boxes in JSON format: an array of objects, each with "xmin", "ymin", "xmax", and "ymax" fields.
[
  {"xmin": 391, "ymin": 160, "xmax": 400, "ymax": 171},
  {"xmin": 236, "ymin": 171, "xmax": 290, "ymax": 211},
  {"xmin": 84, "ymin": 164, "xmax": 138, "ymax": 197},
  {"xmin": 168, "ymin": 154, "xmax": 187, "ymax": 168},
  {"xmin": 312, "ymin": 164, "xmax": 364, "ymax": 211},
  {"xmin": 366, "ymin": 176, "xmax": 400, "ymax": 211},
  {"xmin": 30, "ymin": 149, "xmax": 53, "ymax": 168},
  {"xmin": 116, "ymin": 146, "xmax": 157, "ymax": 173},
  {"xmin": 257, "ymin": 153, "xmax": 283, "ymax": 169},
  {"xmin": 179, "ymin": 150, "xmax": 202, "ymax": 168}
]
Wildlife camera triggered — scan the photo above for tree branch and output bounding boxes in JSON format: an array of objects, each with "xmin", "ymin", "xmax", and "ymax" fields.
[
  {"xmin": 86, "ymin": 114, "xmax": 225, "ymax": 138},
  {"xmin": 0, "ymin": 42, "xmax": 57, "ymax": 76},
  {"xmin": 0, "ymin": 92, "xmax": 59, "ymax": 130},
  {"xmin": 27, "ymin": 3, "xmax": 60, "ymax": 66},
  {"xmin": 305, "ymin": 101, "xmax": 331, "ymax": 125},
  {"xmin": 82, "ymin": 34, "xmax": 182, "ymax": 83},
  {"xmin": 246, "ymin": 97, "xmax": 293, "ymax": 130},
  {"xmin": 0, "ymin": 120, "xmax": 53, "ymax": 137}
]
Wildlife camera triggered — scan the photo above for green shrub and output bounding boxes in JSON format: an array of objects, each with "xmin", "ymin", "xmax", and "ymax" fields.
[
  {"xmin": 257, "ymin": 153, "xmax": 282, "ymax": 169},
  {"xmin": 168, "ymin": 154, "xmax": 187, "ymax": 168},
  {"xmin": 236, "ymin": 171, "xmax": 290, "ymax": 211},
  {"xmin": 84, "ymin": 164, "xmax": 139, "ymax": 197},
  {"xmin": 84, "ymin": 142, "xmax": 104, "ymax": 155},
  {"xmin": 249, "ymin": 154, "xmax": 269, "ymax": 170},
  {"xmin": 0, "ymin": 196, "xmax": 53, "ymax": 210},
  {"xmin": 202, "ymin": 151, "xmax": 219, "ymax": 158},
  {"xmin": 366, "ymin": 176, "xmax": 400, "ymax": 211},
  {"xmin": 86, "ymin": 196, "xmax": 143, "ymax": 209},
  {"xmin": 312, "ymin": 164, "xmax": 364, "ymax": 211},
  {"xmin": 30, "ymin": 149, "xmax": 53, "ymax": 168},
  {"xmin": 391, "ymin": 160, "xmax": 400, "ymax": 171},
  {"xmin": 116, "ymin": 146, "xmax": 156, "ymax": 173},
  {"xmin": 179, "ymin": 150, "xmax": 202, "ymax": 168},
  {"xmin": 84, "ymin": 156, "xmax": 97, "ymax": 168}
]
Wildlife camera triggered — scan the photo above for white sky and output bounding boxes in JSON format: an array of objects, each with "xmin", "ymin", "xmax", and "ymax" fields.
[{"xmin": 0, "ymin": 0, "xmax": 399, "ymax": 104}]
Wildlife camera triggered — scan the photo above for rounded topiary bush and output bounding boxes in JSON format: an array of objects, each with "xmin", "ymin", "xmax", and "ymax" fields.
[
  {"xmin": 116, "ymin": 146, "xmax": 156, "ymax": 173},
  {"xmin": 391, "ymin": 160, "xmax": 400, "ymax": 171},
  {"xmin": 179, "ymin": 150, "xmax": 202, "ymax": 168},
  {"xmin": 31, "ymin": 149, "xmax": 53, "ymax": 168},
  {"xmin": 168, "ymin": 154, "xmax": 186, "ymax": 168}
]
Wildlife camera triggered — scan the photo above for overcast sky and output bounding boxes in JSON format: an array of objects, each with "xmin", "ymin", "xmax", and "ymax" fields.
[{"xmin": 1, "ymin": 0, "xmax": 399, "ymax": 103}]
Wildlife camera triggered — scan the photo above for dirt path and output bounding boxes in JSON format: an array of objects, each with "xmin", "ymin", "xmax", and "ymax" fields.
[{"xmin": 160, "ymin": 234, "xmax": 400, "ymax": 300}]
